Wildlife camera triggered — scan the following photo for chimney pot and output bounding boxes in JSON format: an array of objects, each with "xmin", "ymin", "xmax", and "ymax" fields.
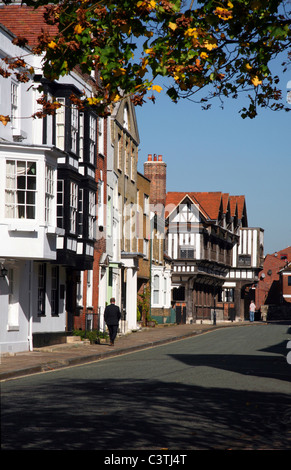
[
  {"xmin": 158, "ymin": 155, "xmax": 162, "ymax": 161},
  {"xmin": 154, "ymin": 154, "xmax": 157, "ymax": 161},
  {"xmin": 148, "ymin": 154, "xmax": 152, "ymax": 161}
]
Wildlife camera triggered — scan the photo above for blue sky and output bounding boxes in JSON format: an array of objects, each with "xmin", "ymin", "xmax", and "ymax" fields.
[{"xmin": 136, "ymin": 64, "xmax": 291, "ymax": 256}]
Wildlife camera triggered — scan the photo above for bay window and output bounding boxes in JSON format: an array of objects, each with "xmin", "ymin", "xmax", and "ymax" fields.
[{"xmin": 5, "ymin": 160, "xmax": 36, "ymax": 219}]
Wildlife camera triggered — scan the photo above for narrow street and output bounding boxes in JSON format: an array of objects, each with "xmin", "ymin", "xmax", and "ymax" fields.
[{"xmin": 1, "ymin": 324, "xmax": 291, "ymax": 452}]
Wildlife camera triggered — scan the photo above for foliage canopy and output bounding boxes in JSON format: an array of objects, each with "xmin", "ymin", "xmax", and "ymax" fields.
[{"xmin": 2, "ymin": 0, "xmax": 291, "ymax": 118}]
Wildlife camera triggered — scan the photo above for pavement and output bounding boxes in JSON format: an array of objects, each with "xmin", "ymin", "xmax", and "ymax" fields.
[{"xmin": 0, "ymin": 321, "xmax": 251, "ymax": 381}]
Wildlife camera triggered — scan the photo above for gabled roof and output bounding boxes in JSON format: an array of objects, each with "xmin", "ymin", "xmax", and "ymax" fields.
[
  {"xmin": 166, "ymin": 191, "xmax": 224, "ymax": 221},
  {"xmin": 229, "ymin": 195, "xmax": 246, "ymax": 221},
  {"xmin": 111, "ymin": 95, "xmax": 140, "ymax": 145},
  {"xmin": 166, "ymin": 191, "xmax": 248, "ymax": 226},
  {"xmin": 0, "ymin": 5, "xmax": 58, "ymax": 47},
  {"xmin": 165, "ymin": 192, "xmax": 206, "ymax": 219},
  {"xmin": 191, "ymin": 192, "xmax": 223, "ymax": 221}
]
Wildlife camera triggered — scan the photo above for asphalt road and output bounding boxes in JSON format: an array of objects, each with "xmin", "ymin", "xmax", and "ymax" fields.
[{"xmin": 1, "ymin": 323, "xmax": 291, "ymax": 452}]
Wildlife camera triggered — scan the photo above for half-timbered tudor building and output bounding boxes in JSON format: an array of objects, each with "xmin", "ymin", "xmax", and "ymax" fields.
[
  {"xmin": 222, "ymin": 196, "xmax": 264, "ymax": 320},
  {"xmin": 165, "ymin": 191, "xmax": 263, "ymax": 322},
  {"xmin": 0, "ymin": 6, "xmax": 100, "ymax": 351}
]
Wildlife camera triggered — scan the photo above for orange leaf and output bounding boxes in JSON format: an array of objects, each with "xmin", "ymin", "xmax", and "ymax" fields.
[{"xmin": 0, "ymin": 115, "xmax": 10, "ymax": 126}]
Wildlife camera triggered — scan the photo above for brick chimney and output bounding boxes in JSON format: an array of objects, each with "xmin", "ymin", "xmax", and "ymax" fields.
[{"xmin": 144, "ymin": 154, "xmax": 167, "ymax": 215}]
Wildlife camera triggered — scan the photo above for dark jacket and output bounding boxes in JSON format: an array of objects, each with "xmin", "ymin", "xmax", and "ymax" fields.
[{"xmin": 104, "ymin": 303, "xmax": 121, "ymax": 325}]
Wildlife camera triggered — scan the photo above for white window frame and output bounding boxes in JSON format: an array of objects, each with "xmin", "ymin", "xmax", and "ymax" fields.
[
  {"xmin": 144, "ymin": 194, "xmax": 149, "ymax": 216},
  {"xmin": 98, "ymin": 117, "xmax": 104, "ymax": 155},
  {"xmin": 98, "ymin": 179, "xmax": 104, "ymax": 228},
  {"xmin": 78, "ymin": 188, "xmax": 84, "ymax": 237},
  {"xmin": 56, "ymin": 98, "xmax": 65, "ymax": 150},
  {"xmin": 70, "ymin": 181, "xmax": 78, "ymax": 233},
  {"xmin": 88, "ymin": 190, "xmax": 96, "ymax": 239},
  {"xmin": 45, "ymin": 164, "xmax": 54, "ymax": 224},
  {"xmin": 153, "ymin": 274, "xmax": 159, "ymax": 305},
  {"xmin": 117, "ymin": 134, "xmax": 122, "ymax": 170},
  {"xmin": 71, "ymin": 104, "xmax": 79, "ymax": 154},
  {"xmin": 11, "ymin": 81, "xmax": 19, "ymax": 130},
  {"xmin": 5, "ymin": 159, "xmax": 37, "ymax": 219},
  {"xmin": 143, "ymin": 238, "xmax": 149, "ymax": 259},
  {"xmin": 79, "ymin": 112, "xmax": 84, "ymax": 162},
  {"xmin": 89, "ymin": 115, "xmax": 96, "ymax": 164},
  {"xmin": 57, "ymin": 179, "xmax": 64, "ymax": 228}
]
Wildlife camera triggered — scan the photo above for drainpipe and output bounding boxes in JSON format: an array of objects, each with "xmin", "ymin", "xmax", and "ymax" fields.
[{"xmin": 28, "ymin": 260, "xmax": 33, "ymax": 351}]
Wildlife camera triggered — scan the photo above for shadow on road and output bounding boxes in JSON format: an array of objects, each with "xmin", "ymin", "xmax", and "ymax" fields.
[
  {"xmin": 2, "ymin": 324, "xmax": 291, "ymax": 451},
  {"xmin": 1, "ymin": 369, "xmax": 291, "ymax": 450}
]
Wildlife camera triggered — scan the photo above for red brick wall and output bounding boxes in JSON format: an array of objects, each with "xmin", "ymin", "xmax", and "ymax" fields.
[
  {"xmin": 92, "ymin": 117, "xmax": 107, "ymax": 311},
  {"xmin": 256, "ymin": 248, "xmax": 291, "ymax": 309},
  {"xmin": 144, "ymin": 154, "xmax": 166, "ymax": 213}
]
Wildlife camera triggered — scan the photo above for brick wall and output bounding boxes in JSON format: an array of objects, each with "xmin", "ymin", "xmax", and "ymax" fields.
[
  {"xmin": 256, "ymin": 247, "xmax": 291, "ymax": 309},
  {"xmin": 137, "ymin": 172, "xmax": 150, "ymax": 280},
  {"xmin": 92, "ymin": 117, "xmax": 108, "ymax": 311},
  {"xmin": 144, "ymin": 154, "xmax": 166, "ymax": 214}
]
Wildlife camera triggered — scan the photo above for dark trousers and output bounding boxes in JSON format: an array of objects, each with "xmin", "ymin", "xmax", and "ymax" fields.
[{"xmin": 107, "ymin": 324, "xmax": 118, "ymax": 343}]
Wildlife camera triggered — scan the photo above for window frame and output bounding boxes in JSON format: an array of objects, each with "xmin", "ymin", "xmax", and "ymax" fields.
[{"xmin": 5, "ymin": 159, "xmax": 37, "ymax": 220}]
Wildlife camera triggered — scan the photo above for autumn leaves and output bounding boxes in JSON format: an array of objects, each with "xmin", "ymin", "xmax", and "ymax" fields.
[{"xmin": 1, "ymin": 0, "xmax": 290, "ymax": 122}]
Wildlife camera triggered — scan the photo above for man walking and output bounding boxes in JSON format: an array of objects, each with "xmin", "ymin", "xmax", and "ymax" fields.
[{"xmin": 104, "ymin": 297, "xmax": 121, "ymax": 346}]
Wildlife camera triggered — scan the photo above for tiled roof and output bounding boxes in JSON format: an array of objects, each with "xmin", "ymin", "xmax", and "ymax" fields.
[
  {"xmin": 165, "ymin": 192, "xmax": 208, "ymax": 219},
  {"xmin": 166, "ymin": 191, "xmax": 247, "ymax": 223},
  {"xmin": 190, "ymin": 192, "xmax": 223, "ymax": 220},
  {"xmin": 0, "ymin": 5, "xmax": 58, "ymax": 47},
  {"xmin": 275, "ymin": 246, "xmax": 291, "ymax": 262},
  {"xmin": 229, "ymin": 195, "xmax": 246, "ymax": 220}
]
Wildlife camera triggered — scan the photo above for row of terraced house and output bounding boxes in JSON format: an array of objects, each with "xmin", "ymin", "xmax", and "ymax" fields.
[{"xmin": 0, "ymin": 5, "xmax": 264, "ymax": 354}]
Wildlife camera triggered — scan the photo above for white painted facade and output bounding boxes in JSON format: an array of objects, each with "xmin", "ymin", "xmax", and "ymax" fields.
[
  {"xmin": 167, "ymin": 202, "xmax": 201, "ymax": 262},
  {"xmin": 225, "ymin": 227, "xmax": 264, "ymax": 282},
  {"xmin": 0, "ymin": 23, "xmax": 99, "ymax": 353},
  {"xmin": 0, "ymin": 25, "xmax": 68, "ymax": 353}
]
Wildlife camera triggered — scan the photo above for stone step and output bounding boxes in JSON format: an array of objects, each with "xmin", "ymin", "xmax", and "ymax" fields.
[{"xmin": 66, "ymin": 336, "xmax": 81, "ymax": 343}]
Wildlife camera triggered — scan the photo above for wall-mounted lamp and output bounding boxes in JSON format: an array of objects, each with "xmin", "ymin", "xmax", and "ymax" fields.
[{"xmin": 0, "ymin": 267, "xmax": 8, "ymax": 278}]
